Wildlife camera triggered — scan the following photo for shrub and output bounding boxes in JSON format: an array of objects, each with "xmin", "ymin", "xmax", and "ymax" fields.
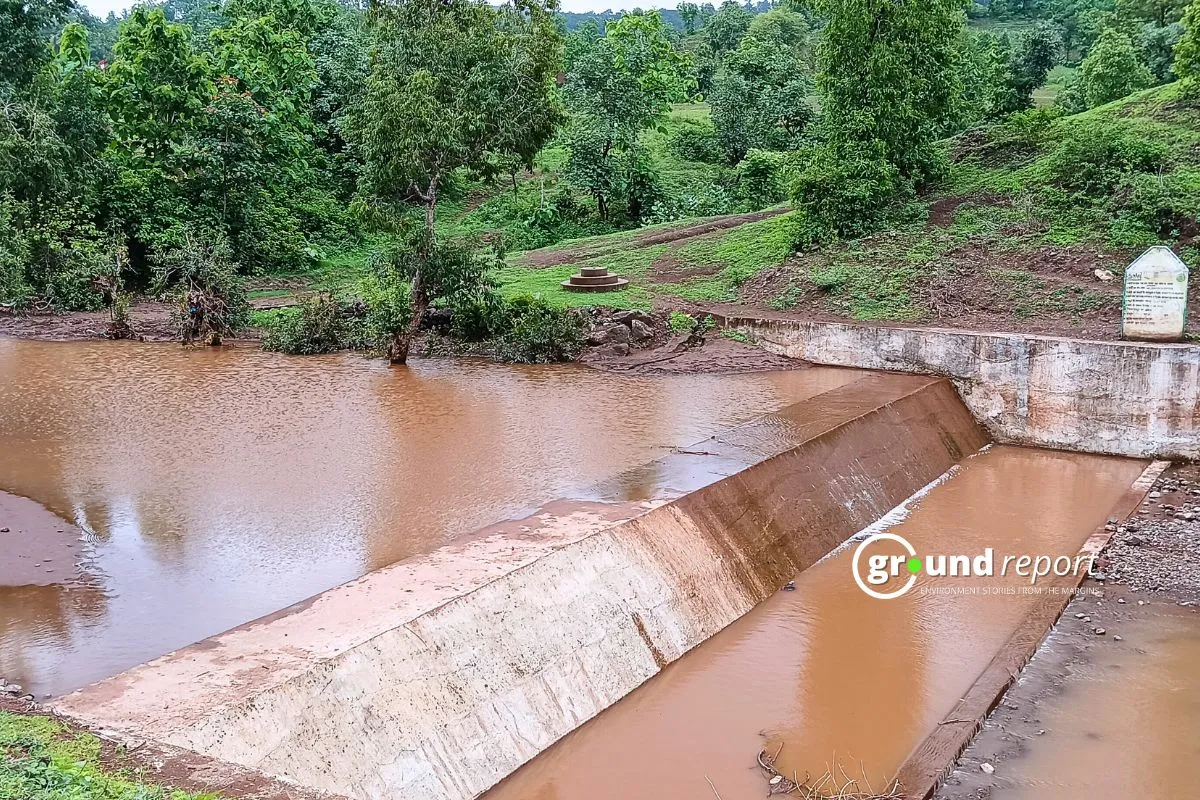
[
  {"xmin": 262, "ymin": 294, "xmax": 355, "ymax": 355},
  {"xmin": 1037, "ymin": 119, "xmax": 1168, "ymax": 196},
  {"xmin": 668, "ymin": 310, "xmax": 695, "ymax": 332},
  {"xmin": 155, "ymin": 226, "xmax": 249, "ymax": 345},
  {"xmin": 735, "ymin": 149, "xmax": 791, "ymax": 207},
  {"xmin": 1178, "ymin": 0, "xmax": 1200, "ymax": 94},
  {"xmin": 789, "ymin": 146, "xmax": 911, "ymax": 245},
  {"xmin": 668, "ymin": 120, "xmax": 722, "ymax": 163},
  {"xmin": 494, "ymin": 294, "xmax": 585, "ymax": 363},
  {"xmin": 1078, "ymin": 28, "xmax": 1153, "ymax": 108},
  {"xmin": 359, "ymin": 262, "xmax": 413, "ymax": 354},
  {"xmin": 450, "ymin": 288, "xmax": 510, "ymax": 341}
]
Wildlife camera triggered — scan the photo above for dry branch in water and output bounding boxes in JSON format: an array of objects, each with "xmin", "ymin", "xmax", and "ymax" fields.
[{"xmin": 756, "ymin": 747, "xmax": 902, "ymax": 799}]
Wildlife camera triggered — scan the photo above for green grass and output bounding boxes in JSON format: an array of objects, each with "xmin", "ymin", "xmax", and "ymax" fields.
[
  {"xmin": 1033, "ymin": 65, "xmax": 1076, "ymax": 107},
  {"xmin": 654, "ymin": 212, "xmax": 800, "ymax": 301},
  {"xmin": 0, "ymin": 711, "xmax": 212, "ymax": 800},
  {"xmin": 492, "ymin": 263, "xmax": 655, "ymax": 310}
]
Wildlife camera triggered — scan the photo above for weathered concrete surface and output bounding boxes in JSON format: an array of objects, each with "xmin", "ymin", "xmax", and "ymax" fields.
[
  {"xmin": 716, "ymin": 316, "xmax": 1200, "ymax": 460},
  {"xmin": 53, "ymin": 373, "xmax": 988, "ymax": 800}
]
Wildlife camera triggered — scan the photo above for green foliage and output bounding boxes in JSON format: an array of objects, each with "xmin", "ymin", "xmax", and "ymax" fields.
[
  {"xmin": 493, "ymin": 294, "xmax": 585, "ymax": 363},
  {"xmin": 0, "ymin": 710, "xmax": 213, "ymax": 800},
  {"xmin": 1078, "ymin": 27, "xmax": 1152, "ymax": 106},
  {"xmin": 705, "ymin": 0, "xmax": 753, "ymax": 54},
  {"xmin": 1177, "ymin": 0, "xmax": 1200, "ymax": 91},
  {"xmin": 562, "ymin": 11, "xmax": 692, "ymax": 221},
  {"xmin": 155, "ymin": 226, "xmax": 249, "ymax": 344},
  {"xmin": 790, "ymin": 146, "xmax": 912, "ymax": 244},
  {"xmin": 261, "ymin": 293, "xmax": 357, "ymax": 354},
  {"xmin": 668, "ymin": 118, "xmax": 722, "ymax": 163},
  {"xmin": 709, "ymin": 8, "xmax": 813, "ymax": 163},
  {"xmin": 735, "ymin": 149, "xmax": 792, "ymax": 207},
  {"xmin": 1036, "ymin": 117, "xmax": 1167, "ymax": 195},
  {"xmin": 668, "ymin": 309, "xmax": 695, "ymax": 331},
  {"xmin": 359, "ymin": 252, "xmax": 414, "ymax": 354},
  {"xmin": 351, "ymin": 0, "xmax": 563, "ymax": 361},
  {"xmin": 815, "ymin": 0, "xmax": 966, "ymax": 183}
]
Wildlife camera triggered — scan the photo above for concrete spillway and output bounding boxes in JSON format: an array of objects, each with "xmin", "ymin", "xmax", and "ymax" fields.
[
  {"xmin": 483, "ymin": 445, "xmax": 1147, "ymax": 800},
  {"xmin": 52, "ymin": 372, "xmax": 990, "ymax": 799}
]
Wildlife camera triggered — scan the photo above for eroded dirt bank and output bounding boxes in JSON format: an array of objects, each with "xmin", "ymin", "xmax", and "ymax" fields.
[{"xmin": 933, "ymin": 463, "xmax": 1200, "ymax": 800}]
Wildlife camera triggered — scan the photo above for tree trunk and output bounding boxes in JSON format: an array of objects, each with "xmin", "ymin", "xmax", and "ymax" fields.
[{"xmin": 390, "ymin": 188, "xmax": 438, "ymax": 365}]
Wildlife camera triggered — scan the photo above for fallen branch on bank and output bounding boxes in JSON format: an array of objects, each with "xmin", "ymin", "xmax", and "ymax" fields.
[{"xmin": 757, "ymin": 747, "xmax": 902, "ymax": 799}]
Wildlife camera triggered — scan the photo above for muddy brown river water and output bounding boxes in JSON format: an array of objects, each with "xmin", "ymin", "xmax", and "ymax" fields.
[
  {"xmin": 0, "ymin": 337, "xmax": 864, "ymax": 698},
  {"xmin": 484, "ymin": 446, "xmax": 1146, "ymax": 800}
]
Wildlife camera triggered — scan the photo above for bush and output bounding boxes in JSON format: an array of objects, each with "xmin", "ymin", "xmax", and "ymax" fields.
[
  {"xmin": 262, "ymin": 294, "xmax": 356, "ymax": 355},
  {"xmin": 1037, "ymin": 119, "xmax": 1168, "ymax": 196},
  {"xmin": 668, "ymin": 120, "xmax": 722, "ymax": 163},
  {"xmin": 1078, "ymin": 28, "xmax": 1152, "ymax": 108},
  {"xmin": 494, "ymin": 294, "xmax": 585, "ymax": 363},
  {"xmin": 735, "ymin": 149, "xmax": 792, "ymax": 207},
  {"xmin": 668, "ymin": 310, "xmax": 695, "ymax": 332},
  {"xmin": 154, "ymin": 226, "xmax": 249, "ymax": 345},
  {"xmin": 789, "ymin": 146, "xmax": 911, "ymax": 245},
  {"xmin": 450, "ymin": 288, "xmax": 510, "ymax": 341},
  {"xmin": 359, "ymin": 258, "xmax": 414, "ymax": 355}
]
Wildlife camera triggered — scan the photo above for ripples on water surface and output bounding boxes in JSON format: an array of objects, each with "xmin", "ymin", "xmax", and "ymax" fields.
[{"xmin": 0, "ymin": 337, "xmax": 861, "ymax": 697}]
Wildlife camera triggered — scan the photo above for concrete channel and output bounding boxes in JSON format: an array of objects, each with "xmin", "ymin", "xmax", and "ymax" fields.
[{"xmin": 42, "ymin": 321, "xmax": 1200, "ymax": 800}]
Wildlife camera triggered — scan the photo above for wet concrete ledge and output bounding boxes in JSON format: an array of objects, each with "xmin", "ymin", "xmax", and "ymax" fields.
[
  {"xmin": 714, "ymin": 316, "xmax": 1200, "ymax": 460},
  {"xmin": 51, "ymin": 373, "xmax": 988, "ymax": 800}
]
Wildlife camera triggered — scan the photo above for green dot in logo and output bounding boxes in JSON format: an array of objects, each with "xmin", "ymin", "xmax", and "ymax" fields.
[{"xmin": 906, "ymin": 557, "xmax": 922, "ymax": 574}]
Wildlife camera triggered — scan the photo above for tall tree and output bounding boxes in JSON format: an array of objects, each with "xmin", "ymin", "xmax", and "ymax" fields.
[
  {"xmin": 353, "ymin": 0, "xmax": 563, "ymax": 363},
  {"xmin": 704, "ymin": 0, "xmax": 753, "ymax": 53},
  {"xmin": 1078, "ymin": 26, "xmax": 1152, "ymax": 106},
  {"xmin": 1176, "ymin": 0, "xmax": 1200, "ymax": 90},
  {"xmin": 563, "ymin": 11, "xmax": 691, "ymax": 219},
  {"xmin": 815, "ymin": 0, "xmax": 967, "ymax": 181},
  {"xmin": 709, "ymin": 7, "xmax": 813, "ymax": 162}
]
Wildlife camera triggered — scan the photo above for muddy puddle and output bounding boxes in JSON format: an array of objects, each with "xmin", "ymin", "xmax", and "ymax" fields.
[
  {"xmin": 988, "ymin": 603, "xmax": 1200, "ymax": 799},
  {"xmin": 484, "ymin": 446, "xmax": 1146, "ymax": 800},
  {"xmin": 0, "ymin": 337, "xmax": 863, "ymax": 698}
]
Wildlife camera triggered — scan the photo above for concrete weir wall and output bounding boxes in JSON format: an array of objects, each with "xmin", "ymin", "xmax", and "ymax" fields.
[
  {"xmin": 717, "ymin": 316, "xmax": 1200, "ymax": 460},
  {"xmin": 53, "ymin": 373, "xmax": 988, "ymax": 800}
]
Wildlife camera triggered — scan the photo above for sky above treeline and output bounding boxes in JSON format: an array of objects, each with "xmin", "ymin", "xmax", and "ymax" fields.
[{"xmin": 81, "ymin": 0, "xmax": 654, "ymax": 17}]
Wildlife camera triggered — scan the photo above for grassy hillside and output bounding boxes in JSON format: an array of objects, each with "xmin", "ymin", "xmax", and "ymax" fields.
[{"xmin": 495, "ymin": 84, "xmax": 1200, "ymax": 340}]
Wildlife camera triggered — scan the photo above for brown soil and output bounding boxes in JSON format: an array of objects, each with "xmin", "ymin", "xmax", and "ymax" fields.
[
  {"xmin": 0, "ymin": 492, "xmax": 86, "ymax": 588},
  {"xmin": 522, "ymin": 208, "xmax": 789, "ymax": 268},
  {"xmin": 725, "ymin": 232, "xmax": 1200, "ymax": 341},
  {"xmin": 0, "ymin": 302, "xmax": 178, "ymax": 343},
  {"xmin": 0, "ymin": 695, "xmax": 346, "ymax": 800},
  {"xmin": 582, "ymin": 332, "xmax": 802, "ymax": 375}
]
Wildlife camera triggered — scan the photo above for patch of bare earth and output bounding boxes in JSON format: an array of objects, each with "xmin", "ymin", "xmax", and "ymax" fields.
[
  {"xmin": 0, "ymin": 301, "xmax": 178, "ymax": 343},
  {"xmin": 729, "ymin": 231, "xmax": 1199, "ymax": 341}
]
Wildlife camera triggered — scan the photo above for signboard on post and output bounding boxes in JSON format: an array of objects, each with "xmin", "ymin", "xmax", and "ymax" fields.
[{"xmin": 1121, "ymin": 246, "xmax": 1189, "ymax": 342}]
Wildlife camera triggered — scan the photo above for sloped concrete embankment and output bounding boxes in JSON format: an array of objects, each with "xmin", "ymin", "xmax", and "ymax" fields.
[
  {"xmin": 52, "ymin": 373, "xmax": 987, "ymax": 800},
  {"xmin": 716, "ymin": 317, "xmax": 1200, "ymax": 459}
]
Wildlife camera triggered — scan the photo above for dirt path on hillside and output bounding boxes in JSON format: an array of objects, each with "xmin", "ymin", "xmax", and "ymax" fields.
[{"xmin": 523, "ymin": 208, "xmax": 790, "ymax": 267}]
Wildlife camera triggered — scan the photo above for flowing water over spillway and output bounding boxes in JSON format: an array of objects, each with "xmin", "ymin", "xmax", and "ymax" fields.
[
  {"xmin": 484, "ymin": 446, "xmax": 1146, "ymax": 800},
  {"xmin": 0, "ymin": 337, "xmax": 864, "ymax": 698}
]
